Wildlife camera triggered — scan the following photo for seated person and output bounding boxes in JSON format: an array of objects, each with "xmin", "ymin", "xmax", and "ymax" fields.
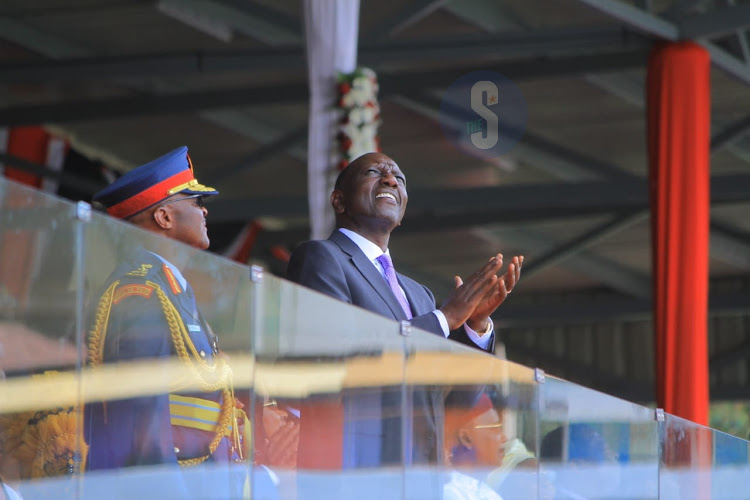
[{"xmin": 443, "ymin": 391, "xmax": 507, "ymax": 500}]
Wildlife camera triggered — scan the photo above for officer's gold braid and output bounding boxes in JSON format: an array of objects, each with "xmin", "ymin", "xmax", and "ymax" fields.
[
  {"xmin": 88, "ymin": 280, "xmax": 119, "ymax": 367},
  {"xmin": 176, "ymin": 387, "xmax": 234, "ymax": 467},
  {"xmin": 148, "ymin": 281, "xmax": 227, "ymax": 390},
  {"xmin": 148, "ymin": 281, "xmax": 236, "ymax": 467}
]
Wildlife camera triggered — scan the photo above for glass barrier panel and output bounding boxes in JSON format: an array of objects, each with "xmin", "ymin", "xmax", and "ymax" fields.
[
  {"xmin": 659, "ymin": 413, "xmax": 749, "ymax": 500},
  {"xmin": 74, "ymin": 207, "xmax": 254, "ymax": 499},
  {"xmin": 0, "ymin": 179, "xmax": 85, "ymax": 498},
  {"xmin": 711, "ymin": 427, "xmax": 750, "ymax": 498},
  {"xmin": 540, "ymin": 375, "xmax": 659, "ymax": 500},
  {"xmin": 252, "ymin": 273, "xmax": 407, "ymax": 500},
  {"xmin": 404, "ymin": 325, "xmax": 541, "ymax": 500}
]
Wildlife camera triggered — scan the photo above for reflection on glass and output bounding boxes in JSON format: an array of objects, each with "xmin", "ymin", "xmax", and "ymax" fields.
[
  {"xmin": 252, "ymin": 274, "xmax": 408, "ymax": 499},
  {"xmin": 0, "ymin": 179, "xmax": 84, "ymax": 498},
  {"xmin": 2, "ymin": 176, "xmax": 750, "ymax": 499},
  {"xmin": 540, "ymin": 376, "xmax": 659, "ymax": 500}
]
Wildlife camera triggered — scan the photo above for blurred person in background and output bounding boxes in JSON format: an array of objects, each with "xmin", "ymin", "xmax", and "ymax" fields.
[{"xmin": 443, "ymin": 391, "xmax": 506, "ymax": 500}]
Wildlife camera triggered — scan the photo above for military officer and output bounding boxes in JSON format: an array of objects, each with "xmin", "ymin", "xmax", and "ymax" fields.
[{"xmin": 84, "ymin": 147, "xmax": 252, "ymax": 498}]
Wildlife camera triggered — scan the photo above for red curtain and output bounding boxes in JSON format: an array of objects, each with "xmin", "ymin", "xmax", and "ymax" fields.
[
  {"xmin": 0, "ymin": 127, "xmax": 57, "ymax": 310},
  {"xmin": 647, "ymin": 42, "xmax": 710, "ymax": 426}
]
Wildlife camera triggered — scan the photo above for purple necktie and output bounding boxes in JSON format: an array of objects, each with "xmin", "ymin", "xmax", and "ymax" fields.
[{"xmin": 376, "ymin": 254, "xmax": 413, "ymax": 320}]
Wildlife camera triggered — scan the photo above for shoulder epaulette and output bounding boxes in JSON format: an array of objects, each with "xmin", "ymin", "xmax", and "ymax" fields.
[{"xmin": 162, "ymin": 264, "xmax": 182, "ymax": 294}]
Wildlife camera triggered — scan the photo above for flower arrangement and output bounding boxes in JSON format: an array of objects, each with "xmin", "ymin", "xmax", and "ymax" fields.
[{"xmin": 336, "ymin": 67, "xmax": 381, "ymax": 170}]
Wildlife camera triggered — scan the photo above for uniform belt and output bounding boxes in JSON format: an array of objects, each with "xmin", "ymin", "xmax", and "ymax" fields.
[{"xmin": 169, "ymin": 394, "xmax": 232, "ymax": 437}]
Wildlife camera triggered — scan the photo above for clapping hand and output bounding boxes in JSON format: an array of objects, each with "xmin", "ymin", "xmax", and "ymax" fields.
[
  {"xmin": 465, "ymin": 255, "xmax": 523, "ymax": 333},
  {"xmin": 440, "ymin": 254, "xmax": 523, "ymax": 332}
]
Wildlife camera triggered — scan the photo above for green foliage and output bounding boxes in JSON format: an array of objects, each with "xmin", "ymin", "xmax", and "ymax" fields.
[{"xmin": 710, "ymin": 401, "xmax": 750, "ymax": 440}]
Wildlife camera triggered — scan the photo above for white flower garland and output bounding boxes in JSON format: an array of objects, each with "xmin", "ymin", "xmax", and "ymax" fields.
[{"xmin": 336, "ymin": 67, "xmax": 381, "ymax": 170}]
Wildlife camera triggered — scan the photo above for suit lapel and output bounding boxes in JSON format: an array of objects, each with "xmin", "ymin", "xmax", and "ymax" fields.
[
  {"xmin": 398, "ymin": 276, "xmax": 426, "ymax": 317},
  {"xmin": 329, "ymin": 230, "xmax": 409, "ymax": 321}
]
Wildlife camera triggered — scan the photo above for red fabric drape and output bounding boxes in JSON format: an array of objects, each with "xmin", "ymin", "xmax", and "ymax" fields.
[
  {"xmin": 0, "ymin": 126, "xmax": 55, "ymax": 310},
  {"xmin": 296, "ymin": 399, "xmax": 344, "ymax": 469},
  {"xmin": 3, "ymin": 126, "xmax": 48, "ymax": 187},
  {"xmin": 647, "ymin": 42, "xmax": 710, "ymax": 426}
]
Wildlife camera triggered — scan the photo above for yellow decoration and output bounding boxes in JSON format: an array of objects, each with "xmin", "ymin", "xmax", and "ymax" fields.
[{"xmin": 0, "ymin": 372, "xmax": 87, "ymax": 479}]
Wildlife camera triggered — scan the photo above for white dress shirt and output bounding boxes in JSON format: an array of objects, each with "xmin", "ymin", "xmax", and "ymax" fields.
[{"xmin": 338, "ymin": 228, "xmax": 493, "ymax": 350}]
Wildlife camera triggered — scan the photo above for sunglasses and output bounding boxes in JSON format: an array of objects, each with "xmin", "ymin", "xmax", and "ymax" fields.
[{"xmin": 160, "ymin": 194, "xmax": 205, "ymax": 209}]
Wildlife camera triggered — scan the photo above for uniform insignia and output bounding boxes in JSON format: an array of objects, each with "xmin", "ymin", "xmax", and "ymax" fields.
[
  {"xmin": 188, "ymin": 324, "xmax": 201, "ymax": 332},
  {"xmin": 113, "ymin": 284, "xmax": 154, "ymax": 304},
  {"xmin": 162, "ymin": 264, "xmax": 182, "ymax": 294},
  {"xmin": 126, "ymin": 263, "xmax": 153, "ymax": 277}
]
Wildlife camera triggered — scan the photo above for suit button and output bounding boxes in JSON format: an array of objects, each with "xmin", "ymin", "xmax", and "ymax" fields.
[
  {"xmin": 174, "ymin": 447, "xmax": 180, "ymax": 454},
  {"xmin": 200, "ymin": 350, "xmax": 206, "ymax": 358}
]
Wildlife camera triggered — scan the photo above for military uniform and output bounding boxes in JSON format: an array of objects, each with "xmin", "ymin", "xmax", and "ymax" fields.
[
  {"xmin": 85, "ymin": 250, "xmax": 241, "ymax": 469},
  {"xmin": 83, "ymin": 147, "xmax": 255, "ymax": 498}
]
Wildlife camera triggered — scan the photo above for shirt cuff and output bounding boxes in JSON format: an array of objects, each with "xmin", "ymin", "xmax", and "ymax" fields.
[
  {"xmin": 464, "ymin": 318, "xmax": 494, "ymax": 350},
  {"xmin": 432, "ymin": 311, "xmax": 495, "ymax": 350},
  {"xmin": 432, "ymin": 310, "xmax": 450, "ymax": 338}
]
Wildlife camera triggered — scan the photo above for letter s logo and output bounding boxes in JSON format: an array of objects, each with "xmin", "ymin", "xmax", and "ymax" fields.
[{"xmin": 470, "ymin": 81, "xmax": 499, "ymax": 149}]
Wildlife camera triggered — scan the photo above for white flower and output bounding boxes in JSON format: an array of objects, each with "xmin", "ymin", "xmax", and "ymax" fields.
[
  {"xmin": 347, "ymin": 108, "xmax": 364, "ymax": 125},
  {"xmin": 337, "ymin": 67, "xmax": 381, "ymax": 161}
]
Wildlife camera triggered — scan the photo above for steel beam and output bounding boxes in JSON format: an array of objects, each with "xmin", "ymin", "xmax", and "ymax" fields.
[
  {"xmin": 0, "ymin": 17, "xmax": 90, "ymax": 58},
  {"xmin": 711, "ymin": 114, "xmax": 750, "ymax": 151},
  {"xmin": 520, "ymin": 212, "xmax": 648, "ymax": 278},
  {"xmin": 0, "ymin": 153, "xmax": 106, "ymax": 195},
  {"xmin": 157, "ymin": 0, "xmax": 300, "ymax": 45},
  {"xmin": 0, "ymin": 13, "xmax": 307, "ymax": 173},
  {"xmin": 205, "ymin": 125, "xmax": 308, "ymax": 185},
  {"xmin": 0, "ymin": 27, "xmax": 646, "ymax": 84},
  {"xmin": 710, "ymin": 338, "xmax": 750, "ymax": 371},
  {"xmin": 477, "ymin": 218, "xmax": 653, "ymax": 299},
  {"xmin": 575, "ymin": 0, "xmax": 750, "ymax": 84},
  {"xmin": 0, "ymin": 82, "xmax": 309, "ymax": 126},
  {"xmin": 496, "ymin": 289, "xmax": 750, "ymax": 327},
  {"xmin": 403, "ymin": 93, "xmax": 635, "ymax": 181},
  {"xmin": 443, "ymin": 0, "xmax": 527, "ymax": 33},
  {"xmin": 204, "ymin": 174, "xmax": 750, "ymax": 223},
  {"xmin": 710, "ymin": 220, "xmax": 750, "ymax": 269},
  {"xmin": 504, "ymin": 339, "xmax": 654, "ymax": 402},
  {"xmin": 678, "ymin": 4, "xmax": 750, "ymax": 39},
  {"xmin": 474, "ymin": 226, "xmax": 652, "ymax": 298},
  {"xmin": 210, "ymin": 0, "xmax": 301, "ymax": 39},
  {"xmin": 576, "ymin": 0, "xmax": 679, "ymax": 39},
  {"xmin": 0, "ymin": 49, "xmax": 647, "ymax": 126},
  {"xmin": 365, "ymin": 0, "xmax": 450, "ymax": 40},
  {"xmin": 0, "ymin": 50, "xmax": 305, "ymax": 83}
]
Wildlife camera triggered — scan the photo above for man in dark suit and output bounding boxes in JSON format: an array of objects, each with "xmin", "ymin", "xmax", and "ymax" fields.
[
  {"xmin": 287, "ymin": 152, "xmax": 523, "ymax": 468},
  {"xmin": 287, "ymin": 151, "xmax": 522, "ymax": 353}
]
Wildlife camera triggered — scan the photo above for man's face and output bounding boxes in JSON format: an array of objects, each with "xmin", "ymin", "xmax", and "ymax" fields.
[
  {"xmin": 464, "ymin": 408, "xmax": 506, "ymax": 466},
  {"xmin": 163, "ymin": 194, "xmax": 210, "ymax": 250},
  {"xmin": 335, "ymin": 153, "xmax": 408, "ymax": 227}
]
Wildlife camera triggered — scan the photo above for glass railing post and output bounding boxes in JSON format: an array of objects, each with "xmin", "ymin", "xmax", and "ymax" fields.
[
  {"xmin": 399, "ymin": 319, "xmax": 411, "ymax": 500},
  {"xmin": 534, "ymin": 367, "xmax": 545, "ymax": 500},
  {"xmin": 72, "ymin": 200, "xmax": 91, "ymax": 499},
  {"xmin": 248, "ymin": 264, "xmax": 264, "ymax": 497}
]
